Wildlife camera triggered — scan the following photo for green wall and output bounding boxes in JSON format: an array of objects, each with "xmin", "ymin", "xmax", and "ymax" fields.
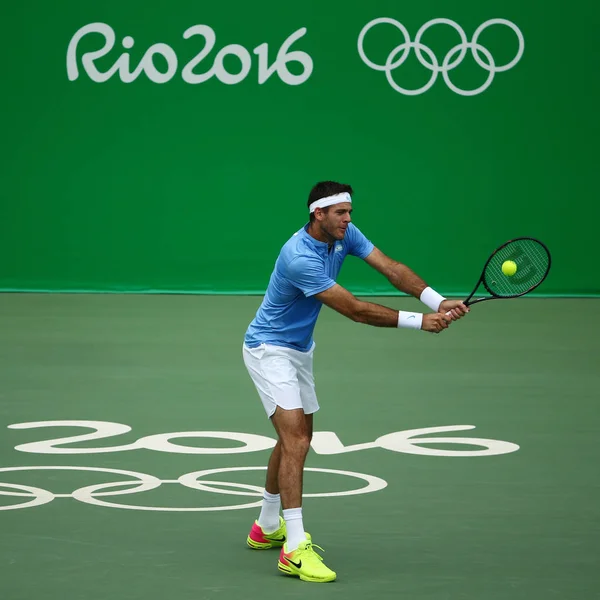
[{"xmin": 1, "ymin": 1, "xmax": 598, "ymax": 296}]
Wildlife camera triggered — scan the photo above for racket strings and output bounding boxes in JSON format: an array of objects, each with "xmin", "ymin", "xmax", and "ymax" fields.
[{"xmin": 484, "ymin": 239, "xmax": 550, "ymax": 297}]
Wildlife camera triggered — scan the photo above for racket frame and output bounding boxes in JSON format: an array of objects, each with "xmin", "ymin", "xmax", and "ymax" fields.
[{"xmin": 463, "ymin": 237, "xmax": 552, "ymax": 307}]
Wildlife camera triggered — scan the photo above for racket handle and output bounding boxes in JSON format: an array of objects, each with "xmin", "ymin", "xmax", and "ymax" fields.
[{"xmin": 445, "ymin": 299, "xmax": 470, "ymax": 317}]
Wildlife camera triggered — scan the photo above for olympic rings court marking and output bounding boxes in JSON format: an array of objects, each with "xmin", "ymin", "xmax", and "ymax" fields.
[{"xmin": 0, "ymin": 466, "xmax": 388, "ymax": 512}]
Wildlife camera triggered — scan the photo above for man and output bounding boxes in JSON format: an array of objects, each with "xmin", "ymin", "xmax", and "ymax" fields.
[{"xmin": 243, "ymin": 181, "xmax": 468, "ymax": 583}]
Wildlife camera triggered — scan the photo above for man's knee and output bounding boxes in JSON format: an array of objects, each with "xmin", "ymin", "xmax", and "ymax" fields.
[{"xmin": 280, "ymin": 432, "xmax": 311, "ymax": 457}]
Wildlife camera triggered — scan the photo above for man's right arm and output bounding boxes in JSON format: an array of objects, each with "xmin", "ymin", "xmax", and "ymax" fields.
[{"xmin": 315, "ymin": 284, "xmax": 451, "ymax": 333}]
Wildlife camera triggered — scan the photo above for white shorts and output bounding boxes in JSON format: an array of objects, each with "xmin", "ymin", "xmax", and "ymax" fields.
[{"xmin": 242, "ymin": 342, "xmax": 320, "ymax": 418}]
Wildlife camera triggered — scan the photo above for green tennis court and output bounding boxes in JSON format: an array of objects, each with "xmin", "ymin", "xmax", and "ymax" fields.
[
  {"xmin": 1, "ymin": 293, "xmax": 599, "ymax": 599},
  {"xmin": 3, "ymin": 0, "xmax": 600, "ymax": 597}
]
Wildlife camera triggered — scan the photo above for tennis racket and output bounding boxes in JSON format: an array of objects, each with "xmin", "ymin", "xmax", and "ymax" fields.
[{"xmin": 452, "ymin": 237, "xmax": 551, "ymax": 311}]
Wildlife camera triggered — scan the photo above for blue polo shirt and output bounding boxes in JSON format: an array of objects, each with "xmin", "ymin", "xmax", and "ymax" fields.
[{"xmin": 244, "ymin": 223, "xmax": 374, "ymax": 352}]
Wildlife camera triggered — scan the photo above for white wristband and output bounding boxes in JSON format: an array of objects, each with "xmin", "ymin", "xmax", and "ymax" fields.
[
  {"xmin": 397, "ymin": 311, "xmax": 423, "ymax": 330},
  {"xmin": 420, "ymin": 286, "xmax": 446, "ymax": 312}
]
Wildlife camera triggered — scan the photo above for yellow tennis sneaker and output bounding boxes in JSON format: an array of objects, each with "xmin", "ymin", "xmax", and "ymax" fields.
[{"xmin": 277, "ymin": 539, "xmax": 336, "ymax": 582}]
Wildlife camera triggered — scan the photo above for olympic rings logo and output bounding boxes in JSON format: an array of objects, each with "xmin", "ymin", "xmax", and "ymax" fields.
[
  {"xmin": 357, "ymin": 18, "xmax": 525, "ymax": 96},
  {"xmin": 0, "ymin": 466, "xmax": 387, "ymax": 512}
]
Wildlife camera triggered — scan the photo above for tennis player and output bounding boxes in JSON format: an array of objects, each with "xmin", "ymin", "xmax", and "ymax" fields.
[{"xmin": 243, "ymin": 181, "xmax": 468, "ymax": 582}]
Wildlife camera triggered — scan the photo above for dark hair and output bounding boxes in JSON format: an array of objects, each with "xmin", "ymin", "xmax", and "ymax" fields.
[{"xmin": 307, "ymin": 181, "xmax": 354, "ymax": 222}]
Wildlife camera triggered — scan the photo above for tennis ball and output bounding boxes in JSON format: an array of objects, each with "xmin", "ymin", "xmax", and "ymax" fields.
[{"xmin": 502, "ymin": 260, "xmax": 517, "ymax": 276}]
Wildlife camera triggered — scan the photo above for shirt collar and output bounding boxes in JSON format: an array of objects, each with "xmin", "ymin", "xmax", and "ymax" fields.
[{"xmin": 300, "ymin": 224, "xmax": 331, "ymax": 255}]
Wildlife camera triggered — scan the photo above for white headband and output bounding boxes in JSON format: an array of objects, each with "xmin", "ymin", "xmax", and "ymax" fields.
[{"xmin": 309, "ymin": 192, "xmax": 352, "ymax": 213}]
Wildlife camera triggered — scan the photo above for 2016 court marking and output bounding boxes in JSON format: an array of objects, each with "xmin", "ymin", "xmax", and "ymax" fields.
[{"xmin": 7, "ymin": 421, "xmax": 520, "ymax": 457}]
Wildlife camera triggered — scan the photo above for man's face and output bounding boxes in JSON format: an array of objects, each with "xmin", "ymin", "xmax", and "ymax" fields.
[{"xmin": 317, "ymin": 202, "xmax": 353, "ymax": 241}]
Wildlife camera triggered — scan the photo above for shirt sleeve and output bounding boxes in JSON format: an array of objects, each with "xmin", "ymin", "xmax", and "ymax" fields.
[
  {"xmin": 286, "ymin": 255, "xmax": 336, "ymax": 297},
  {"xmin": 346, "ymin": 223, "xmax": 375, "ymax": 259}
]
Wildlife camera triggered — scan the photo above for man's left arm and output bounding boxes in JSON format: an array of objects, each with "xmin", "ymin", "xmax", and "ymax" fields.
[{"xmin": 363, "ymin": 247, "xmax": 469, "ymax": 320}]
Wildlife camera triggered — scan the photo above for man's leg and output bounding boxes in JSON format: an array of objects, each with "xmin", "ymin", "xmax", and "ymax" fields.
[
  {"xmin": 264, "ymin": 439, "xmax": 281, "ymax": 494},
  {"xmin": 255, "ymin": 440, "xmax": 282, "ymax": 533},
  {"xmin": 256, "ymin": 409, "xmax": 312, "ymax": 533},
  {"xmin": 273, "ymin": 408, "xmax": 336, "ymax": 582},
  {"xmin": 270, "ymin": 407, "xmax": 312, "ymax": 550},
  {"xmin": 243, "ymin": 343, "xmax": 286, "ymax": 541},
  {"xmin": 265, "ymin": 412, "xmax": 312, "ymax": 490}
]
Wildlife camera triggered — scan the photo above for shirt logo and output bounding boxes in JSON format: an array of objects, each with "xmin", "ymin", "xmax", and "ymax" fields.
[{"xmin": 335, "ymin": 244, "xmax": 343, "ymax": 252}]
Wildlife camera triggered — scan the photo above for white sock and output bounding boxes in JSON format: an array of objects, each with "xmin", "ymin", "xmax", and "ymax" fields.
[
  {"xmin": 257, "ymin": 490, "xmax": 281, "ymax": 533},
  {"xmin": 283, "ymin": 507, "xmax": 306, "ymax": 551}
]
